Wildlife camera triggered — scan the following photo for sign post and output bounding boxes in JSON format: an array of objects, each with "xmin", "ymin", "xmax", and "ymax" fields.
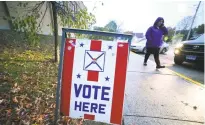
[{"xmin": 55, "ymin": 28, "xmax": 133, "ymax": 125}]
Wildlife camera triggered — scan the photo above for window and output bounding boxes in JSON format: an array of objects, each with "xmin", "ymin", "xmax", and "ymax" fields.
[{"xmin": 195, "ymin": 34, "xmax": 204, "ymax": 42}]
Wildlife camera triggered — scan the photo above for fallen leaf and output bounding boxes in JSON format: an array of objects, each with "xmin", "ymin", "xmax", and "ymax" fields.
[
  {"xmin": 15, "ymin": 107, "xmax": 21, "ymax": 114},
  {"xmin": 13, "ymin": 97, "xmax": 18, "ymax": 103},
  {"xmin": 14, "ymin": 83, "xmax": 18, "ymax": 87},
  {"xmin": 49, "ymin": 103, "xmax": 55, "ymax": 109},
  {"xmin": 50, "ymin": 93, "xmax": 54, "ymax": 98},
  {"xmin": 79, "ymin": 118, "xmax": 84, "ymax": 125},
  {"xmin": 22, "ymin": 73, "xmax": 30, "ymax": 81},
  {"xmin": 25, "ymin": 103, "xmax": 32, "ymax": 108},
  {"xmin": 21, "ymin": 120, "xmax": 30, "ymax": 125},
  {"xmin": 11, "ymin": 87, "xmax": 21, "ymax": 93},
  {"xmin": 37, "ymin": 115, "xmax": 44, "ymax": 122},
  {"xmin": 52, "ymin": 84, "xmax": 57, "ymax": 88},
  {"xmin": 63, "ymin": 116, "xmax": 70, "ymax": 122},
  {"xmin": 0, "ymin": 99, "xmax": 4, "ymax": 104}
]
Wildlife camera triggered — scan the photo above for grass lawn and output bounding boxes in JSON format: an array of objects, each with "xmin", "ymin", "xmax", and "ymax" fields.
[{"xmin": 0, "ymin": 44, "xmax": 110, "ymax": 125}]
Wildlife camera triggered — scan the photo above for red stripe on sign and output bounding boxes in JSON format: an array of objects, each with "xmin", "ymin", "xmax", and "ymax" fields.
[
  {"xmin": 60, "ymin": 39, "xmax": 76, "ymax": 116},
  {"xmin": 87, "ymin": 71, "xmax": 99, "ymax": 82},
  {"xmin": 110, "ymin": 43, "xmax": 129, "ymax": 124},
  {"xmin": 90, "ymin": 40, "xmax": 102, "ymax": 51},
  {"xmin": 84, "ymin": 114, "xmax": 95, "ymax": 120},
  {"xmin": 87, "ymin": 40, "xmax": 102, "ymax": 82}
]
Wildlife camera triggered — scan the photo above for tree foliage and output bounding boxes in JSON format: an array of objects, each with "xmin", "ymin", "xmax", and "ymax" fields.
[
  {"xmin": 12, "ymin": 16, "xmax": 41, "ymax": 46},
  {"xmin": 88, "ymin": 20, "xmax": 120, "ymax": 41},
  {"xmin": 58, "ymin": 8, "xmax": 96, "ymax": 29},
  {"xmin": 175, "ymin": 24, "xmax": 204, "ymax": 41},
  {"xmin": 165, "ymin": 27, "xmax": 176, "ymax": 42},
  {"xmin": 104, "ymin": 20, "xmax": 118, "ymax": 32},
  {"xmin": 193, "ymin": 24, "xmax": 204, "ymax": 34},
  {"xmin": 172, "ymin": 33, "xmax": 184, "ymax": 42},
  {"xmin": 175, "ymin": 15, "xmax": 204, "ymax": 41},
  {"xmin": 88, "ymin": 26, "xmax": 113, "ymax": 40}
]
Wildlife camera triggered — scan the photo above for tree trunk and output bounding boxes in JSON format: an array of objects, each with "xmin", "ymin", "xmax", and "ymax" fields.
[{"xmin": 51, "ymin": 2, "xmax": 58, "ymax": 62}]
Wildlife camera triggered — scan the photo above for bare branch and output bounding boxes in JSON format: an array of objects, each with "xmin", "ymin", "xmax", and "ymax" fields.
[
  {"xmin": 37, "ymin": 2, "xmax": 48, "ymax": 31},
  {"xmin": 53, "ymin": 1, "xmax": 74, "ymax": 16},
  {"xmin": 27, "ymin": 1, "xmax": 45, "ymax": 13},
  {"xmin": 177, "ymin": 16, "xmax": 193, "ymax": 30}
]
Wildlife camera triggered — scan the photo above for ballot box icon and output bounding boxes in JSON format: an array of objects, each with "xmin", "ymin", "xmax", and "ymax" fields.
[{"xmin": 83, "ymin": 50, "xmax": 105, "ymax": 72}]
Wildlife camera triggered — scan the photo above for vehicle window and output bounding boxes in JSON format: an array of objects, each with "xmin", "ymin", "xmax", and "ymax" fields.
[
  {"xmin": 138, "ymin": 40, "xmax": 146, "ymax": 44},
  {"xmin": 189, "ymin": 34, "xmax": 201, "ymax": 40},
  {"xmin": 195, "ymin": 34, "xmax": 204, "ymax": 42},
  {"xmin": 138, "ymin": 38, "xmax": 146, "ymax": 42}
]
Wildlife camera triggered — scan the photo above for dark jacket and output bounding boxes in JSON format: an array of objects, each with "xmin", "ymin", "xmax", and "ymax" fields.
[{"xmin": 145, "ymin": 17, "xmax": 168, "ymax": 48}]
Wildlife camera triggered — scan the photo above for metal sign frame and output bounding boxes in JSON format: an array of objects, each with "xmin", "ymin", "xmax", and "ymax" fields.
[{"xmin": 54, "ymin": 28, "xmax": 133, "ymax": 124}]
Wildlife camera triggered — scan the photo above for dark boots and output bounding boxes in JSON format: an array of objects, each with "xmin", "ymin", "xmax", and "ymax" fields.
[{"xmin": 156, "ymin": 65, "xmax": 165, "ymax": 68}]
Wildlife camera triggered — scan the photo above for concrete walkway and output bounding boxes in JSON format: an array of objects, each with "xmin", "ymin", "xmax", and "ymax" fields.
[{"xmin": 123, "ymin": 52, "xmax": 205, "ymax": 125}]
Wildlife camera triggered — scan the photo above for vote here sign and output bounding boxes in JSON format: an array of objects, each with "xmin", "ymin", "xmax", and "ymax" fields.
[{"xmin": 60, "ymin": 38, "xmax": 129, "ymax": 124}]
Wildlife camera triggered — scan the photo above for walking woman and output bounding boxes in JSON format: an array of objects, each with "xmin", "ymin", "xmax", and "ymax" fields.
[{"xmin": 144, "ymin": 17, "xmax": 168, "ymax": 68}]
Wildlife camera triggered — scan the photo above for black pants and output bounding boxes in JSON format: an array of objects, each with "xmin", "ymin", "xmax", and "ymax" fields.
[{"xmin": 144, "ymin": 47, "xmax": 161, "ymax": 66}]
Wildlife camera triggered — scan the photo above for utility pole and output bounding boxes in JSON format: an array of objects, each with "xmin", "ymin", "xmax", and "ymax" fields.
[{"xmin": 186, "ymin": 1, "xmax": 201, "ymax": 40}]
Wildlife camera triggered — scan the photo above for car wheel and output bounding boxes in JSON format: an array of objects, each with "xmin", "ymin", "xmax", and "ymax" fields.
[
  {"xmin": 161, "ymin": 48, "xmax": 166, "ymax": 54},
  {"xmin": 174, "ymin": 56, "xmax": 183, "ymax": 65},
  {"xmin": 143, "ymin": 48, "xmax": 146, "ymax": 54}
]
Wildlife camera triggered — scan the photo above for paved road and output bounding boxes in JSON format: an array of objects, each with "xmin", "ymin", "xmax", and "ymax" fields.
[
  {"xmin": 135, "ymin": 47, "xmax": 204, "ymax": 85},
  {"xmin": 124, "ymin": 52, "xmax": 205, "ymax": 125}
]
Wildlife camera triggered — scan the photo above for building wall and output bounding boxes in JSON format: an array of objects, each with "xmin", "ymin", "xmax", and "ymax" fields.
[
  {"xmin": 6, "ymin": 1, "xmax": 37, "ymax": 18},
  {"xmin": 0, "ymin": 1, "xmax": 86, "ymax": 36},
  {"xmin": 35, "ymin": 2, "xmax": 53, "ymax": 35},
  {"xmin": 0, "ymin": 1, "xmax": 53, "ymax": 35},
  {"xmin": 75, "ymin": 1, "xmax": 86, "ymax": 10}
]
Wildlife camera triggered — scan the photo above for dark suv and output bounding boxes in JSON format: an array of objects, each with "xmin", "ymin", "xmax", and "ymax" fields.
[{"xmin": 174, "ymin": 34, "xmax": 204, "ymax": 66}]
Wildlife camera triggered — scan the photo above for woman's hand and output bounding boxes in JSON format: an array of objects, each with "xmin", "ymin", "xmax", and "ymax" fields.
[{"xmin": 160, "ymin": 23, "xmax": 165, "ymax": 28}]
